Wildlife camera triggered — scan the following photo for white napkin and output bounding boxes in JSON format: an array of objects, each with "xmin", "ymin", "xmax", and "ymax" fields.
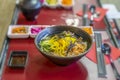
[{"xmin": 102, "ymin": 4, "xmax": 120, "ymax": 19}]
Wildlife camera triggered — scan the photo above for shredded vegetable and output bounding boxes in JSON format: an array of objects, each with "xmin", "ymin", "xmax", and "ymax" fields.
[{"xmin": 39, "ymin": 31, "xmax": 87, "ymax": 57}]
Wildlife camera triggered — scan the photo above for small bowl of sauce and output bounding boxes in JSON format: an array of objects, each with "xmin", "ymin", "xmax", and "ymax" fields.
[{"xmin": 8, "ymin": 51, "xmax": 28, "ymax": 68}]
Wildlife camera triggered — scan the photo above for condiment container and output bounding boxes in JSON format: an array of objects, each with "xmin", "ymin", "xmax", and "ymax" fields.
[{"xmin": 8, "ymin": 51, "xmax": 28, "ymax": 68}]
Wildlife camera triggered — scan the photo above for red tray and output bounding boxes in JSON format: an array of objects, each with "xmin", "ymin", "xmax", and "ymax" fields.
[
  {"xmin": 2, "ymin": 7, "xmax": 120, "ymax": 80},
  {"xmin": 2, "ymin": 7, "xmax": 89, "ymax": 80},
  {"xmin": 2, "ymin": 39, "xmax": 88, "ymax": 80}
]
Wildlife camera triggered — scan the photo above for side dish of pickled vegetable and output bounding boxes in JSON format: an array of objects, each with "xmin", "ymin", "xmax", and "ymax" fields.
[
  {"xmin": 82, "ymin": 27, "xmax": 93, "ymax": 35},
  {"xmin": 12, "ymin": 27, "xmax": 27, "ymax": 34},
  {"xmin": 39, "ymin": 31, "xmax": 87, "ymax": 57},
  {"xmin": 61, "ymin": 0, "xmax": 72, "ymax": 6}
]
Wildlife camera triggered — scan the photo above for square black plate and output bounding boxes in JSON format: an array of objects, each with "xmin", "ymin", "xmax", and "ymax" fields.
[{"xmin": 8, "ymin": 50, "xmax": 28, "ymax": 68}]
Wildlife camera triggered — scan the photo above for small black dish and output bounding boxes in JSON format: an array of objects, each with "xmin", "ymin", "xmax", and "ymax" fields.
[{"xmin": 8, "ymin": 51, "xmax": 28, "ymax": 68}]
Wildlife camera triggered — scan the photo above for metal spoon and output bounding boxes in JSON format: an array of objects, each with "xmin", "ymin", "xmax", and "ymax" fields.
[{"xmin": 101, "ymin": 43, "xmax": 120, "ymax": 80}]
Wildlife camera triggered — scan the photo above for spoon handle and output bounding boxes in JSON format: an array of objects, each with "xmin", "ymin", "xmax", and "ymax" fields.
[{"xmin": 108, "ymin": 55, "xmax": 120, "ymax": 80}]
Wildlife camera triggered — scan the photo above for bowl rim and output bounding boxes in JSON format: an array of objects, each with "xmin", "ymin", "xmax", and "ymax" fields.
[{"xmin": 35, "ymin": 25, "xmax": 93, "ymax": 59}]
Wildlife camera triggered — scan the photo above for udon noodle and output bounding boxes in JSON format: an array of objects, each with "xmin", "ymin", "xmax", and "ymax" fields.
[{"xmin": 39, "ymin": 31, "xmax": 87, "ymax": 57}]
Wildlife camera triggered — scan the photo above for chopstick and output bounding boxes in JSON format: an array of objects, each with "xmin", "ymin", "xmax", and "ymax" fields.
[
  {"xmin": 82, "ymin": 4, "xmax": 90, "ymax": 26},
  {"xmin": 95, "ymin": 33, "xmax": 107, "ymax": 78}
]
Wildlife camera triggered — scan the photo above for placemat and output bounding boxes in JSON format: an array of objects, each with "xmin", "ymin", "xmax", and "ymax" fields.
[
  {"xmin": 86, "ymin": 31, "xmax": 120, "ymax": 64},
  {"xmin": 86, "ymin": 42, "xmax": 120, "ymax": 64}
]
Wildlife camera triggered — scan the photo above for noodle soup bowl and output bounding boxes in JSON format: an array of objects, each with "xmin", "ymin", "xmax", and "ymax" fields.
[{"xmin": 35, "ymin": 26, "xmax": 93, "ymax": 66}]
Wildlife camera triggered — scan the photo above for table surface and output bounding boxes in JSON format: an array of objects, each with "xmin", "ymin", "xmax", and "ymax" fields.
[
  {"xmin": 1, "ymin": 0, "xmax": 120, "ymax": 80},
  {"xmin": 0, "ymin": 0, "xmax": 16, "ymax": 54}
]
